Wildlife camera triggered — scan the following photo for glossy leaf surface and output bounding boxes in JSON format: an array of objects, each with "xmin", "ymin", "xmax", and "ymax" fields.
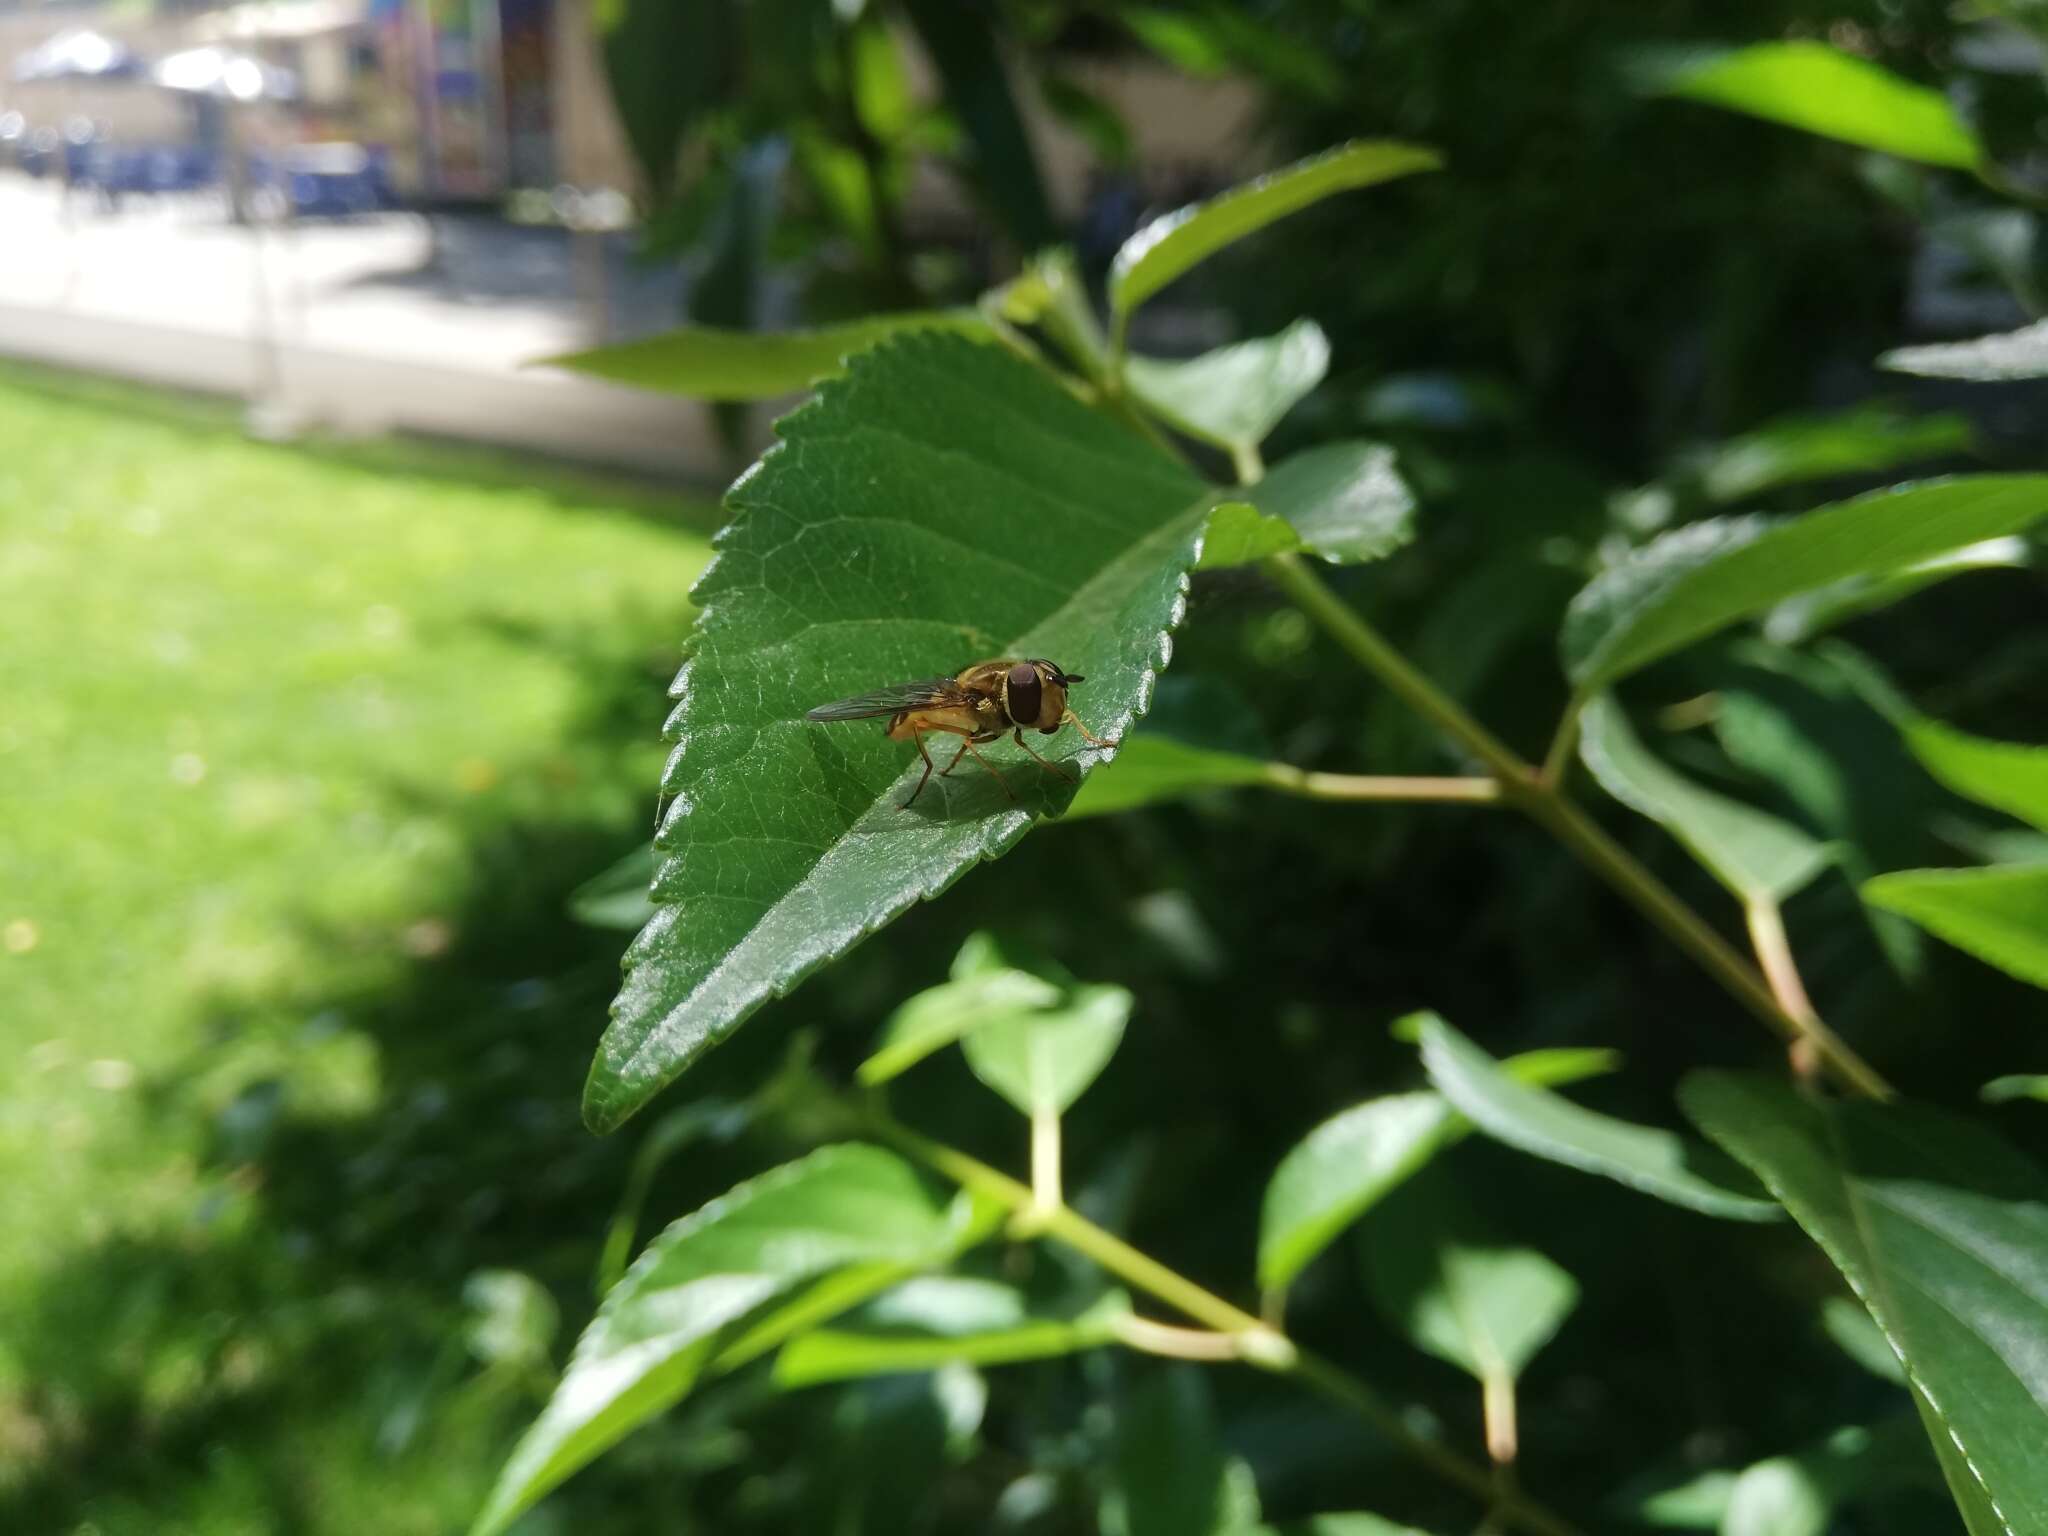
[
  {"xmin": 1862, "ymin": 866, "xmax": 2048, "ymax": 989},
  {"xmin": 1903, "ymin": 719, "xmax": 2048, "ymax": 835},
  {"xmin": 960, "ymin": 984, "xmax": 1132, "ymax": 1116},
  {"xmin": 1125, "ymin": 319, "xmax": 1330, "ymax": 454},
  {"xmin": 1883, "ymin": 320, "xmax": 2048, "ymax": 381},
  {"xmin": 1683, "ymin": 1072, "xmax": 2048, "ymax": 1536},
  {"xmin": 595, "ymin": 334, "xmax": 1215, "ymax": 1130}
]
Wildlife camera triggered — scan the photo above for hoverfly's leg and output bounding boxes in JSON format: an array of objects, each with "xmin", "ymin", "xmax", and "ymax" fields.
[
  {"xmin": 1011, "ymin": 727, "xmax": 1074, "ymax": 782},
  {"xmin": 938, "ymin": 739, "xmax": 973, "ymax": 778},
  {"xmin": 960, "ymin": 739, "xmax": 1017, "ymax": 800},
  {"xmin": 902, "ymin": 727, "xmax": 940, "ymax": 809},
  {"xmin": 1062, "ymin": 709, "xmax": 1119, "ymax": 749}
]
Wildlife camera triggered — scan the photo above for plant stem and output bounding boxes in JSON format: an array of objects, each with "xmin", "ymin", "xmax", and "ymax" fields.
[
  {"xmin": 1232, "ymin": 440, "xmax": 1265, "ymax": 485},
  {"xmin": 866, "ymin": 1111, "xmax": 1589, "ymax": 1536},
  {"xmin": 1260, "ymin": 552, "xmax": 1895, "ymax": 1101},
  {"xmin": 1029, "ymin": 1106, "xmax": 1062, "ymax": 1215},
  {"xmin": 1262, "ymin": 764, "xmax": 1503, "ymax": 804}
]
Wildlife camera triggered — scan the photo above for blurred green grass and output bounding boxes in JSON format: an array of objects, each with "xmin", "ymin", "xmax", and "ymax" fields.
[{"xmin": 0, "ymin": 362, "xmax": 714, "ymax": 1533}]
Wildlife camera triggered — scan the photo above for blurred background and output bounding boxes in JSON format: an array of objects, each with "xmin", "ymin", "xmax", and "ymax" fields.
[{"xmin": 2, "ymin": 2, "xmax": 2044, "ymax": 1533}]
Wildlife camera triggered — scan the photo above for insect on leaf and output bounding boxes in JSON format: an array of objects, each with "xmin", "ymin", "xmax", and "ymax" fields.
[{"xmin": 592, "ymin": 334, "xmax": 1219, "ymax": 1132}]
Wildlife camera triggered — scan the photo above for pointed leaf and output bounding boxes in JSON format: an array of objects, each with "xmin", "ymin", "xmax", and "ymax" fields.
[
  {"xmin": 1259, "ymin": 1042, "xmax": 1621, "ymax": 1291},
  {"xmin": 1884, "ymin": 321, "xmax": 2048, "ymax": 382},
  {"xmin": 1660, "ymin": 41, "xmax": 1982, "ymax": 170},
  {"xmin": 1862, "ymin": 865, "xmax": 2048, "ymax": 989},
  {"xmin": 1902, "ymin": 719, "xmax": 2048, "ymax": 835},
  {"xmin": 1681, "ymin": 1071, "xmax": 2048, "ymax": 1536},
  {"xmin": 774, "ymin": 1279, "xmax": 1128, "ymax": 1385},
  {"xmin": 595, "ymin": 334, "xmax": 1218, "ymax": 1131},
  {"xmin": 472, "ymin": 1145, "xmax": 983, "ymax": 1536},
  {"xmin": 1579, "ymin": 694, "xmax": 1829, "ymax": 905},
  {"xmin": 1982, "ymin": 1075, "xmax": 2048, "ymax": 1105},
  {"xmin": 1244, "ymin": 441, "xmax": 1417, "ymax": 566},
  {"xmin": 1564, "ymin": 478, "xmax": 2048, "ymax": 692},
  {"xmin": 570, "ymin": 841, "xmax": 657, "ymax": 931},
  {"xmin": 857, "ymin": 967, "xmax": 1063, "ymax": 1086},
  {"xmin": 1109, "ymin": 141, "xmax": 1441, "ymax": 321},
  {"xmin": 960, "ymin": 984, "xmax": 1131, "ymax": 1116},
  {"xmin": 1418, "ymin": 1017, "xmax": 1780, "ymax": 1221},
  {"xmin": 544, "ymin": 312, "xmax": 991, "ymax": 401},
  {"xmin": 1764, "ymin": 538, "xmax": 2029, "ymax": 646},
  {"xmin": 1361, "ymin": 1165, "xmax": 1579, "ymax": 1384},
  {"xmin": 1125, "ymin": 320, "xmax": 1330, "ymax": 454}
]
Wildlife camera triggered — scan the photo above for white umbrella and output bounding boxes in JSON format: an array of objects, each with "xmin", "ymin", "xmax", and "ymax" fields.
[
  {"xmin": 13, "ymin": 30, "xmax": 145, "ymax": 84},
  {"xmin": 153, "ymin": 45, "xmax": 298, "ymax": 102}
]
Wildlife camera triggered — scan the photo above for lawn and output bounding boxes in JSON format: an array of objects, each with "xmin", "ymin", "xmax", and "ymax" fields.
[{"xmin": 0, "ymin": 364, "xmax": 713, "ymax": 1534}]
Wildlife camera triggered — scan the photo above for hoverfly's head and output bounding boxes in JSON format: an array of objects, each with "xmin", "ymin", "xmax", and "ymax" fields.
[{"xmin": 1007, "ymin": 659, "xmax": 1077, "ymax": 734}]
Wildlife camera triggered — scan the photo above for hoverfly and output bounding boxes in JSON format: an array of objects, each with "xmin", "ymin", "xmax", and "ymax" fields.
[{"xmin": 806, "ymin": 658, "xmax": 1116, "ymax": 809}]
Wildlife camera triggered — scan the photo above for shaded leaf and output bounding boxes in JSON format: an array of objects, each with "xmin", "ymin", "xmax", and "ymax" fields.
[
  {"xmin": 1884, "ymin": 320, "xmax": 2048, "ymax": 381},
  {"xmin": 473, "ymin": 1145, "xmax": 986, "ymax": 1536},
  {"xmin": 1982, "ymin": 1075, "xmax": 2048, "ymax": 1105},
  {"xmin": 1862, "ymin": 865, "xmax": 2048, "ymax": 989},
  {"xmin": 1109, "ymin": 141, "xmax": 1441, "ymax": 322},
  {"xmin": 1820, "ymin": 1296, "xmax": 1908, "ymax": 1385},
  {"xmin": 1661, "ymin": 41, "xmax": 1982, "ymax": 170},
  {"xmin": 1258, "ymin": 1040, "xmax": 1618, "ymax": 1292},
  {"xmin": 1361, "ymin": 1164, "xmax": 1579, "ymax": 1384},
  {"xmin": 570, "ymin": 841, "xmax": 657, "ymax": 931},
  {"xmin": 1764, "ymin": 538, "xmax": 2030, "ymax": 646},
  {"xmin": 1105, "ymin": 1368, "xmax": 1259, "ymax": 1536},
  {"xmin": 594, "ymin": 334, "xmax": 1217, "ymax": 1131},
  {"xmin": 775, "ymin": 1280, "xmax": 1128, "ymax": 1385},
  {"xmin": 1681, "ymin": 1071, "xmax": 2048, "ymax": 1536},
  {"xmin": 961, "ymin": 984, "xmax": 1132, "ymax": 1116},
  {"xmin": 1417, "ymin": 1017, "xmax": 1780, "ymax": 1221},
  {"xmin": 595, "ymin": 1096, "xmax": 750, "ymax": 1296},
  {"xmin": 544, "ymin": 312, "xmax": 990, "ymax": 402},
  {"xmin": 1685, "ymin": 403, "xmax": 1974, "ymax": 506},
  {"xmin": 858, "ymin": 967, "xmax": 1062, "ymax": 1086},
  {"xmin": 1245, "ymin": 441, "xmax": 1417, "ymax": 566},
  {"xmin": 1563, "ymin": 478, "xmax": 2048, "ymax": 692},
  {"xmin": 1065, "ymin": 734, "xmax": 1277, "ymax": 819},
  {"xmin": 1579, "ymin": 694, "xmax": 1829, "ymax": 905},
  {"xmin": 1274, "ymin": 1517, "xmax": 1439, "ymax": 1536},
  {"xmin": 1903, "ymin": 718, "xmax": 2048, "ymax": 835},
  {"xmin": 1125, "ymin": 320, "xmax": 1330, "ymax": 455},
  {"xmin": 901, "ymin": 0, "xmax": 1053, "ymax": 247},
  {"xmin": 597, "ymin": 0, "xmax": 732, "ymax": 197}
]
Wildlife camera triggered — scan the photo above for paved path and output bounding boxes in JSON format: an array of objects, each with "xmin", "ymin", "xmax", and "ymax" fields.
[{"xmin": 0, "ymin": 175, "xmax": 727, "ymax": 479}]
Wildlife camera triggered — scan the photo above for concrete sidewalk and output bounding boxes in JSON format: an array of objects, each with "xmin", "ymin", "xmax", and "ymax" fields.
[{"xmin": 0, "ymin": 174, "xmax": 724, "ymax": 478}]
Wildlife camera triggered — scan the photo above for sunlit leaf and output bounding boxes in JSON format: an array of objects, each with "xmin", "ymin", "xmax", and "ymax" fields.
[
  {"xmin": 593, "ymin": 334, "xmax": 1219, "ymax": 1131},
  {"xmin": 1578, "ymin": 694, "xmax": 1829, "ymax": 905},
  {"xmin": 1417, "ymin": 1017, "xmax": 1780, "ymax": 1221},
  {"xmin": 1682, "ymin": 1072, "xmax": 2048, "ymax": 1536},
  {"xmin": 1661, "ymin": 41, "xmax": 1982, "ymax": 170},
  {"xmin": 544, "ymin": 312, "xmax": 990, "ymax": 401},
  {"xmin": 1982, "ymin": 1075, "xmax": 2048, "ymax": 1105},
  {"xmin": 1361, "ymin": 1163, "xmax": 1579, "ymax": 1385},
  {"xmin": 1862, "ymin": 865, "xmax": 2048, "ymax": 989},
  {"xmin": 1563, "ymin": 478, "xmax": 2048, "ymax": 693},
  {"xmin": 960, "ymin": 984, "xmax": 1132, "ymax": 1116},
  {"xmin": 775, "ymin": 1280, "xmax": 1129, "ymax": 1385},
  {"xmin": 1258, "ymin": 1038, "xmax": 1618, "ymax": 1292},
  {"xmin": 473, "ymin": 1145, "xmax": 988, "ymax": 1536},
  {"xmin": 1884, "ymin": 320, "xmax": 2048, "ymax": 381},
  {"xmin": 1197, "ymin": 502, "xmax": 1305, "ymax": 570},
  {"xmin": 858, "ymin": 967, "xmax": 1062, "ymax": 1086},
  {"xmin": 1902, "ymin": 718, "xmax": 2048, "ymax": 835},
  {"xmin": 1109, "ymin": 141, "xmax": 1441, "ymax": 322},
  {"xmin": 1245, "ymin": 442, "xmax": 1416, "ymax": 566},
  {"xmin": 1125, "ymin": 319, "xmax": 1330, "ymax": 455}
]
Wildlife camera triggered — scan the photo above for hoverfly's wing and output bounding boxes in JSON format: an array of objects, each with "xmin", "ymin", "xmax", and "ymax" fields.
[{"xmin": 804, "ymin": 677, "xmax": 967, "ymax": 722}]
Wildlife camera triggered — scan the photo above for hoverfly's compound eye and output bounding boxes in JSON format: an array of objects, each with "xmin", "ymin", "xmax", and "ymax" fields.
[{"xmin": 1005, "ymin": 662, "xmax": 1042, "ymax": 727}]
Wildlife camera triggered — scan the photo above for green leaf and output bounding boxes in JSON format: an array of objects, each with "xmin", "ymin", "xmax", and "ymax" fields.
[
  {"xmin": 1902, "ymin": 719, "xmax": 2048, "ymax": 835},
  {"xmin": 596, "ymin": 0, "xmax": 732, "ymax": 197},
  {"xmin": 1681, "ymin": 1071, "xmax": 2048, "ymax": 1536},
  {"xmin": 1579, "ymin": 694, "xmax": 1830, "ymax": 905},
  {"xmin": 1820, "ymin": 1296, "xmax": 1908, "ymax": 1385},
  {"xmin": 774, "ymin": 1279, "xmax": 1129, "ymax": 1385},
  {"xmin": 960, "ymin": 984, "xmax": 1131, "ymax": 1117},
  {"xmin": 1883, "ymin": 319, "xmax": 2048, "ymax": 381},
  {"xmin": 1124, "ymin": 320, "xmax": 1330, "ymax": 455},
  {"xmin": 1273, "ymin": 1517, "xmax": 1438, "ymax": 1536},
  {"xmin": 1197, "ymin": 502, "xmax": 1304, "ymax": 571},
  {"xmin": 1257, "ymin": 1041, "xmax": 1619, "ymax": 1292},
  {"xmin": 472, "ymin": 1145, "xmax": 984, "ymax": 1536},
  {"xmin": 463, "ymin": 1270, "xmax": 559, "ymax": 1373},
  {"xmin": 1660, "ymin": 41, "xmax": 1982, "ymax": 170},
  {"xmin": 1685, "ymin": 404, "xmax": 1975, "ymax": 506},
  {"xmin": 1563, "ymin": 478, "xmax": 2048, "ymax": 692},
  {"xmin": 593, "ymin": 334, "xmax": 1218, "ymax": 1131},
  {"xmin": 1763, "ymin": 538, "xmax": 2030, "ymax": 646},
  {"xmin": 1361, "ymin": 1164, "xmax": 1579, "ymax": 1385},
  {"xmin": 1862, "ymin": 865, "xmax": 2048, "ymax": 989},
  {"xmin": 1417, "ymin": 1017, "xmax": 1780, "ymax": 1222},
  {"xmin": 595, "ymin": 1097, "xmax": 749, "ymax": 1296},
  {"xmin": 543, "ymin": 312, "xmax": 990, "ymax": 402},
  {"xmin": 857, "ymin": 967, "xmax": 1062, "ymax": 1086},
  {"xmin": 1108, "ymin": 141, "xmax": 1442, "ymax": 323},
  {"xmin": 1064, "ymin": 733, "xmax": 1278, "ymax": 819},
  {"xmin": 1244, "ymin": 441, "xmax": 1417, "ymax": 566},
  {"xmin": 569, "ymin": 841, "xmax": 657, "ymax": 931},
  {"xmin": 1982, "ymin": 1075, "xmax": 2048, "ymax": 1105},
  {"xmin": 1105, "ymin": 1368, "xmax": 1260, "ymax": 1536}
]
